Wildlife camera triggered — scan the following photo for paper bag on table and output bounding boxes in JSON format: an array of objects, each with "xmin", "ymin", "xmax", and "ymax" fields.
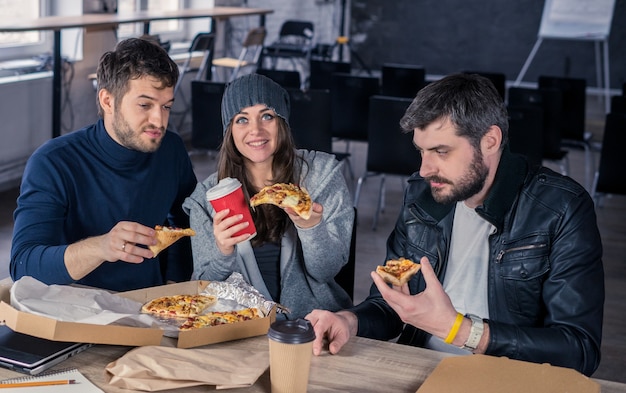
[{"xmin": 105, "ymin": 345, "xmax": 269, "ymax": 391}]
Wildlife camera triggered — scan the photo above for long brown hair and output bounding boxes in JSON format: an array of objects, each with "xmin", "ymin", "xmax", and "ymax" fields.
[{"xmin": 217, "ymin": 115, "xmax": 304, "ymax": 246}]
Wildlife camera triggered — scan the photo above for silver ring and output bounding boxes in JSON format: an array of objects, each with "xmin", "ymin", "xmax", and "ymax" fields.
[{"xmin": 122, "ymin": 242, "xmax": 126, "ymax": 251}]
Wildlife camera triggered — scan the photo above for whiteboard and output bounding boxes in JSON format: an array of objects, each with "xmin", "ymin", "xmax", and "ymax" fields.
[{"xmin": 538, "ymin": 0, "xmax": 615, "ymax": 40}]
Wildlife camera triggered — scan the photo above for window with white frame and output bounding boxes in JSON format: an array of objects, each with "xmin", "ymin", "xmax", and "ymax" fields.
[
  {"xmin": 0, "ymin": 0, "xmax": 50, "ymax": 60},
  {"xmin": 117, "ymin": 0, "xmax": 185, "ymax": 40}
]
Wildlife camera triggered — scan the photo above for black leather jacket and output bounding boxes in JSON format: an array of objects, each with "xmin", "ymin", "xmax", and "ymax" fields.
[{"xmin": 351, "ymin": 150, "xmax": 604, "ymax": 376}]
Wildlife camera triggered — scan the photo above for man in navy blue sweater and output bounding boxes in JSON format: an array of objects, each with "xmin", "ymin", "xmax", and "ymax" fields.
[{"xmin": 10, "ymin": 38, "xmax": 197, "ymax": 292}]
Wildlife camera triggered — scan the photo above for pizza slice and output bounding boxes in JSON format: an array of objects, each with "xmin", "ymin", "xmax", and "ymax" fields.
[
  {"xmin": 249, "ymin": 183, "xmax": 312, "ymax": 220},
  {"xmin": 140, "ymin": 294, "xmax": 217, "ymax": 318},
  {"xmin": 179, "ymin": 307, "xmax": 262, "ymax": 330},
  {"xmin": 149, "ymin": 225, "xmax": 196, "ymax": 257},
  {"xmin": 375, "ymin": 257, "xmax": 421, "ymax": 286}
]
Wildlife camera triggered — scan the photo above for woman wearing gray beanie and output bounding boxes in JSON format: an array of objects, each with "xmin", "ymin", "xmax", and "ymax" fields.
[{"xmin": 183, "ymin": 73, "xmax": 354, "ymax": 319}]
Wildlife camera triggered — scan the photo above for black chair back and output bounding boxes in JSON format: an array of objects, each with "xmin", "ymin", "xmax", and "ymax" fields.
[
  {"xmin": 381, "ymin": 63, "xmax": 425, "ymax": 98},
  {"xmin": 191, "ymin": 81, "xmax": 225, "ymax": 151},
  {"xmin": 366, "ymin": 95, "xmax": 421, "ymax": 176},
  {"xmin": 256, "ymin": 69, "xmax": 301, "ymax": 89},
  {"xmin": 538, "ymin": 75, "xmax": 587, "ymax": 142},
  {"xmin": 507, "ymin": 104, "xmax": 544, "ymax": 167},
  {"xmin": 262, "ymin": 20, "xmax": 314, "ymax": 60},
  {"xmin": 334, "ymin": 207, "xmax": 357, "ymax": 301},
  {"xmin": 309, "ymin": 59, "xmax": 351, "ymax": 90},
  {"xmin": 287, "ymin": 88, "xmax": 332, "ymax": 153},
  {"xmin": 610, "ymin": 95, "xmax": 626, "ymax": 115},
  {"xmin": 594, "ymin": 113, "xmax": 626, "ymax": 197},
  {"xmin": 508, "ymin": 86, "xmax": 565, "ymax": 159},
  {"xmin": 330, "ymin": 73, "xmax": 380, "ymax": 142}
]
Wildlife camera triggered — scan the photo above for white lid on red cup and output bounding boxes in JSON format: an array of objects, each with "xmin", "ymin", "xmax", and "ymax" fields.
[{"xmin": 205, "ymin": 177, "xmax": 242, "ymax": 201}]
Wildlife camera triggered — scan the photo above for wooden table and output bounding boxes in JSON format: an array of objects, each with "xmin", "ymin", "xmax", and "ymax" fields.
[
  {"xmin": 1, "ymin": 334, "xmax": 625, "ymax": 393},
  {"xmin": 0, "ymin": 7, "xmax": 273, "ymax": 139}
]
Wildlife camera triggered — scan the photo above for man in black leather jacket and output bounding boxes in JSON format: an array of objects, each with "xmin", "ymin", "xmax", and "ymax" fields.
[{"xmin": 306, "ymin": 73, "xmax": 604, "ymax": 376}]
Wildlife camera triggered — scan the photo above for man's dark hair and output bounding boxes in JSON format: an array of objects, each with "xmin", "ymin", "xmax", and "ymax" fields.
[
  {"xmin": 400, "ymin": 73, "xmax": 509, "ymax": 150},
  {"xmin": 96, "ymin": 38, "xmax": 179, "ymax": 116}
]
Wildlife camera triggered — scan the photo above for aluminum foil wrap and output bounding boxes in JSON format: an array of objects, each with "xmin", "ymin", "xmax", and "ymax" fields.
[{"xmin": 201, "ymin": 272, "xmax": 289, "ymax": 316}]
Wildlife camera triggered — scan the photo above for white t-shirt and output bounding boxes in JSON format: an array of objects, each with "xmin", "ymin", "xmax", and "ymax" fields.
[{"xmin": 425, "ymin": 201, "xmax": 495, "ymax": 353}]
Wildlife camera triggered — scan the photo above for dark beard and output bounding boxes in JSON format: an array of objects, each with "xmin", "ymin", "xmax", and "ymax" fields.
[{"xmin": 429, "ymin": 150, "xmax": 488, "ymax": 205}]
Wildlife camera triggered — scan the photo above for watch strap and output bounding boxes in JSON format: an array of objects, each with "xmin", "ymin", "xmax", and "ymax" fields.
[{"xmin": 461, "ymin": 314, "xmax": 484, "ymax": 351}]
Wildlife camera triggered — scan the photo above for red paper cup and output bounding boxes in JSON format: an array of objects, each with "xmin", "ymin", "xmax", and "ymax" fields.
[{"xmin": 206, "ymin": 177, "xmax": 257, "ymax": 239}]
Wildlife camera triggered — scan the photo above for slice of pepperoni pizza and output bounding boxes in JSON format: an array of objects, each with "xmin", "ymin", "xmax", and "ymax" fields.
[
  {"xmin": 140, "ymin": 294, "xmax": 217, "ymax": 318},
  {"xmin": 249, "ymin": 183, "xmax": 312, "ymax": 219}
]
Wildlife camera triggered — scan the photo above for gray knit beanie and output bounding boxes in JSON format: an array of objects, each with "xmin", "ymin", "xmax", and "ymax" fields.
[{"xmin": 221, "ymin": 73, "xmax": 290, "ymax": 134}]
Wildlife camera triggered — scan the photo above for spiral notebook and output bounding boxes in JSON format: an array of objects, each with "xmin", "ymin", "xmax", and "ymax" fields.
[
  {"xmin": 0, "ymin": 368, "xmax": 102, "ymax": 392},
  {"xmin": 0, "ymin": 325, "xmax": 91, "ymax": 376}
]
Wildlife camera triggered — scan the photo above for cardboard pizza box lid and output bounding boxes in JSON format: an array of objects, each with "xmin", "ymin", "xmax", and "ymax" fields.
[{"xmin": 417, "ymin": 354, "xmax": 600, "ymax": 393}]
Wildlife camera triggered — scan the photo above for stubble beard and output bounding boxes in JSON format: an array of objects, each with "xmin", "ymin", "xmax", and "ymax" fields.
[{"xmin": 112, "ymin": 111, "xmax": 162, "ymax": 153}]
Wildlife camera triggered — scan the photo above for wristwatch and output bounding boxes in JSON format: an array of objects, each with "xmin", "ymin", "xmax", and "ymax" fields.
[{"xmin": 461, "ymin": 314, "xmax": 484, "ymax": 351}]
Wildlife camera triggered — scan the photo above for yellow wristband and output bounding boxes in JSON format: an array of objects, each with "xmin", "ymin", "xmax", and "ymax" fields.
[{"xmin": 444, "ymin": 312, "xmax": 464, "ymax": 344}]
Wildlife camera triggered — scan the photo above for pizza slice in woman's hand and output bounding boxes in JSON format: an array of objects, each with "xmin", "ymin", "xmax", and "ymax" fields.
[{"xmin": 250, "ymin": 183, "xmax": 313, "ymax": 219}]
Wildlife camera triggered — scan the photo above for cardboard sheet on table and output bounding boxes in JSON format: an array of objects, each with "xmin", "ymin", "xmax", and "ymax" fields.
[
  {"xmin": 105, "ymin": 345, "xmax": 269, "ymax": 391},
  {"xmin": 417, "ymin": 354, "xmax": 600, "ymax": 393}
]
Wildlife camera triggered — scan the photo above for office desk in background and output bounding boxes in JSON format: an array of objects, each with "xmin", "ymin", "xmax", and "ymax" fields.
[{"xmin": 0, "ymin": 7, "xmax": 273, "ymax": 139}]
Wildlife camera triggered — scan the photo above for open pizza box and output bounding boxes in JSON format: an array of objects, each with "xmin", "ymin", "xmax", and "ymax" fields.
[
  {"xmin": 0, "ymin": 280, "xmax": 276, "ymax": 349},
  {"xmin": 416, "ymin": 354, "xmax": 600, "ymax": 393}
]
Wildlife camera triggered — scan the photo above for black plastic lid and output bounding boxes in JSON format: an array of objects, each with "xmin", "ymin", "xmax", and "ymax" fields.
[{"xmin": 267, "ymin": 319, "xmax": 316, "ymax": 344}]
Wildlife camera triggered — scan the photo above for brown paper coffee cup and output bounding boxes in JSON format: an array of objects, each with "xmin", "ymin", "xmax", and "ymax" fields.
[{"xmin": 268, "ymin": 319, "xmax": 315, "ymax": 393}]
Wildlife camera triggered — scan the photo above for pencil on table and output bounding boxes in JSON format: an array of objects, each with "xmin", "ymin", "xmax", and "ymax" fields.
[{"xmin": 0, "ymin": 379, "xmax": 76, "ymax": 388}]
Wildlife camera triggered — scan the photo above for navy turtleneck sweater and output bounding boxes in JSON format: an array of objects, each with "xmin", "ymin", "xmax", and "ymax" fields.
[{"xmin": 10, "ymin": 119, "xmax": 197, "ymax": 291}]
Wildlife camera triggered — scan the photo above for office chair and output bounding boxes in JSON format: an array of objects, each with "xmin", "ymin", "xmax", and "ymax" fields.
[
  {"xmin": 330, "ymin": 73, "xmax": 380, "ymax": 146},
  {"xmin": 256, "ymin": 69, "xmax": 301, "ymax": 89},
  {"xmin": 508, "ymin": 86, "xmax": 569, "ymax": 174},
  {"xmin": 591, "ymin": 113, "xmax": 626, "ymax": 207},
  {"xmin": 173, "ymin": 32, "xmax": 216, "ymax": 132},
  {"xmin": 212, "ymin": 26, "xmax": 266, "ymax": 82},
  {"xmin": 174, "ymin": 32, "xmax": 216, "ymax": 95},
  {"xmin": 334, "ymin": 207, "xmax": 357, "ymax": 301},
  {"xmin": 287, "ymin": 88, "xmax": 353, "ymax": 178},
  {"xmin": 354, "ymin": 96, "xmax": 421, "ymax": 230},
  {"xmin": 308, "ymin": 59, "xmax": 351, "ymax": 90},
  {"xmin": 506, "ymin": 105, "xmax": 544, "ymax": 168},
  {"xmin": 190, "ymin": 80, "xmax": 226, "ymax": 156},
  {"xmin": 610, "ymin": 95, "xmax": 626, "ymax": 114},
  {"xmin": 261, "ymin": 20, "xmax": 315, "ymax": 72},
  {"xmin": 287, "ymin": 88, "xmax": 332, "ymax": 153},
  {"xmin": 538, "ymin": 75, "xmax": 594, "ymax": 191},
  {"xmin": 381, "ymin": 63, "xmax": 426, "ymax": 98}
]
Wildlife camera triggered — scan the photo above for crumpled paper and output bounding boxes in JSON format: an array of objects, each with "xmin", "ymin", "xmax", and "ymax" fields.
[
  {"xmin": 105, "ymin": 345, "xmax": 269, "ymax": 391},
  {"xmin": 10, "ymin": 276, "xmax": 159, "ymax": 328}
]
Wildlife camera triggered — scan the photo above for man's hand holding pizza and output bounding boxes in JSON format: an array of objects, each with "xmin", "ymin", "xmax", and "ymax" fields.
[
  {"xmin": 65, "ymin": 221, "xmax": 157, "ymax": 280},
  {"xmin": 372, "ymin": 256, "xmax": 489, "ymax": 353}
]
